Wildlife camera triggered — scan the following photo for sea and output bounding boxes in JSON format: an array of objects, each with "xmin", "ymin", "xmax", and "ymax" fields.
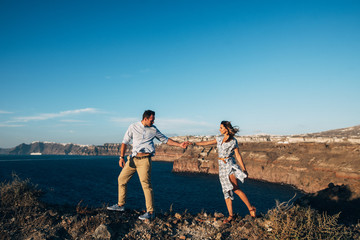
[{"xmin": 0, "ymin": 155, "xmax": 303, "ymax": 216}]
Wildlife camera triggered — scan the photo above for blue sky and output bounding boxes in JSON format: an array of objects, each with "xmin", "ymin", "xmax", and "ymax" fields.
[{"xmin": 1, "ymin": 0, "xmax": 359, "ymax": 148}]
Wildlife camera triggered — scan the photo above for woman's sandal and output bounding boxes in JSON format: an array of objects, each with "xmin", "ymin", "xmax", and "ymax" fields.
[
  {"xmin": 223, "ymin": 215, "xmax": 234, "ymax": 224},
  {"xmin": 249, "ymin": 206, "xmax": 256, "ymax": 218}
]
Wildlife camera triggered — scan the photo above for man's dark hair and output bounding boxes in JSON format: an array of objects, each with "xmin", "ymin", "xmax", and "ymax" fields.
[{"xmin": 143, "ymin": 110, "xmax": 155, "ymax": 120}]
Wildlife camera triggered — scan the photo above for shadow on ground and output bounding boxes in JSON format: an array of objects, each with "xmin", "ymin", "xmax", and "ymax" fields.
[{"xmin": 296, "ymin": 183, "xmax": 360, "ymax": 225}]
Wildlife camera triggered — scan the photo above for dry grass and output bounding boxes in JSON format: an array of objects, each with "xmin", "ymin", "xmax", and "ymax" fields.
[
  {"xmin": 0, "ymin": 173, "xmax": 43, "ymax": 207},
  {"xmin": 0, "ymin": 174, "xmax": 46, "ymax": 239},
  {"xmin": 264, "ymin": 198, "xmax": 354, "ymax": 239}
]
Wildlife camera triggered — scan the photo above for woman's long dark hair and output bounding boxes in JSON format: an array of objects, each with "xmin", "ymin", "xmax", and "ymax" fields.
[{"xmin": 221, "ymin": 121, "xmax": 239, "ymax": 139}]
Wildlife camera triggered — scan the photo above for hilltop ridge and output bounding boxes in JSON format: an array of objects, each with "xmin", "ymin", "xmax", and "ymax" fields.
[
  {"xmin": 1, "ymin": 125, "xmax": 360, "ymax": 155},
  {"xmin": 171, "ymin": 124, "xmax": 360, "ymax": 144},
  {"xmin": 299, "ymin": 125, "xmax": 360, "ymax": 138}
]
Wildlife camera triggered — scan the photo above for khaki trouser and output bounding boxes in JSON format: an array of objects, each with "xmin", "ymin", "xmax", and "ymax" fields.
[{"xmin": 118, "ymin": 156, "xmax": 154, "ymax": 212}]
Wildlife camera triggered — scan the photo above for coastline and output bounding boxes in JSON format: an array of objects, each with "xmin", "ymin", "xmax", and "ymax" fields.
[{"xmin": 1, "ymin": 136, "xmax": 359, "ymax": 199}]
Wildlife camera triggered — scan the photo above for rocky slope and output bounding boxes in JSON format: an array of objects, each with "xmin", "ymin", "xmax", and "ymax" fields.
[{"xmin": 1, "ymin": 177, "xmax": 358, "ymax": 239}]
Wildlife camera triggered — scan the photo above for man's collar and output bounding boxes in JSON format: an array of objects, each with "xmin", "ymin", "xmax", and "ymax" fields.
[{"xmin": 139, "ymin": 121, "xmax": 151, "ymax": 128}]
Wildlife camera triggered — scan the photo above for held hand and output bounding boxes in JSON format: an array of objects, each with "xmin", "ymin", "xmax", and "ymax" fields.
[
  {"xmin": 180, "ymin": 142, "xmax": 187, "ymax": 149},
  {"xmin": 119, "ymin": 158, "xmax": 126, "ymax": 168},
  {"xmin": 180, "ymin": 141, "xmax": 192, "ymax": 148}
]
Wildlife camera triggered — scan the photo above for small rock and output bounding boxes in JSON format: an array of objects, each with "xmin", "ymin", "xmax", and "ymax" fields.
[
  {"xmin": 263, "ymin": 220, "xmax": 273, "ymax": 232},
  {"xmin": 48, "ymin": 210, "xmax": 57, "ymax": 217},
  {"xmin": 195, "ymin": 217, "xmax": 205, "ymax": 223},
  {"xmin": 93, "ymin": 224, "xmax": 112, "ymax": 240},
  {"xmin": 243, "ymin": 222, "xmax": 252, "ymax": 229},
  {"xmin": 25, "ymin": 231, "xmax": 46, "ymax": 240},
  {"xmin": 238, "ymin": 220, "xmax": 245, "ymax": 227},
  {"xmin": 213, "ymin": 220, "xmax": 223, "ymax": 228},
  {"xmin": 216, "ymin": 232, "xmax": 222, "ymax": 240},
  {"xmin": 179, "ymin": 235, "xmax": 186, "ymax": 240},
  {"xmin": 175, "ymin": 213, "xmax": 182, "ymax": 219},
  {"xmin": 244, "ymin": 215, "xmax": 253, "ymax": 221},
  {"xmin": 214, "ymin": 212, "xmax": 224, "ymax": 218}
]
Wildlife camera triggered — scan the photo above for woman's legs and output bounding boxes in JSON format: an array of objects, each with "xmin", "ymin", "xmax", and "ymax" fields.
[
  {"xmin": 229, "ymin": 174, "xmax": 256, "ymax": 217},
  {"xmin": 223, "ymin": 198, "xmax": 234, "ymax": 223},
  {"xmin": 225, "ymin": 198, "xmax": 233, "ymax": 216}
]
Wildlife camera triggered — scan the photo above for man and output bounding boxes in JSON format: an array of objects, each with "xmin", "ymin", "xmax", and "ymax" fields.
[{"xmin": 107, "ymin": 110, "xmax": 189, "ymax": 220}]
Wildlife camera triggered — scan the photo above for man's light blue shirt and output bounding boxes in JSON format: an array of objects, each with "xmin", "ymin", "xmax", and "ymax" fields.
[{"xmin": 122, "ymin": 121, "xmax": 168, "ymax": 157}]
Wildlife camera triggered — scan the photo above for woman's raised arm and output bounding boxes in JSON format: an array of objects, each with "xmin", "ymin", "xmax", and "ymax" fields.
[{"xmin": 193, "ymin": 139, "xmax": 217, "ymax": 146}]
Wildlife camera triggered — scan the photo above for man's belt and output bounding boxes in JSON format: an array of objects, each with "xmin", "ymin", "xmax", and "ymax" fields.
[{"xmin": 134, "ymin": 154, "xmax": 151, "ymax": 160}]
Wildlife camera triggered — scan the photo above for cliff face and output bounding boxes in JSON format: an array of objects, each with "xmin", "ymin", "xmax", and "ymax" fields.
[
  {"xmin": 0, "ymin": 142, "xmax": 184, "ymax": 160},
  {"xmin": 3, "ymin": 142, "xmax": 130, "ymax": 156},
  {"xmin": 172, "ymin": 145, "xmax": 219, "ymax": 174},
  {"xmin": 1, "ymin": 125, "xmax": 359, "ymax": 198},
  {"xmin": 172, "ymin": 141, "xmax": 360, "ymax": 198},
  {"xmin": 151, "ymin": 144, "xmax": 187, "ymax": 162}
]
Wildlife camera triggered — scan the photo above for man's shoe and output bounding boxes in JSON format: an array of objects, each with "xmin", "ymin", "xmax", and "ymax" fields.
[
  {"xmin": 107, "ymin": 204, "xmax": 125, "ymax": 211},
  {"xmin": 138, "ymin": 212, "xmax": 155, "ymax": 220}
]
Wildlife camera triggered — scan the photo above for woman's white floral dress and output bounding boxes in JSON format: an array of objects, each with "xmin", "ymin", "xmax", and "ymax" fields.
[{"xmin": 216, "ymin": 136, "xmax": 247, "ymax": 200}]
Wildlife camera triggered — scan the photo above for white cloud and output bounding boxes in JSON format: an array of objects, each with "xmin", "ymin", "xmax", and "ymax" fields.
[
  {"xmin": 12, "ymin": 108, "xmax": 99, "ymax": 122},
  {"xmin": 0, "ymin": 123, "xmax": 23, "ymax": 127},
  {"xmin": 0, "ymin": 110, "xmax": 12, "ymax": 114}
]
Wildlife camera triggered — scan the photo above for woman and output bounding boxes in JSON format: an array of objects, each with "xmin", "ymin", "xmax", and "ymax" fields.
[{"xmin": 192, "ymin": 121, "xmax": 256, "ymax": 223}]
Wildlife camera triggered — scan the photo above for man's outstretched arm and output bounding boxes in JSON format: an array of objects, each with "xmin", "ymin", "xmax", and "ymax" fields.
[{"xmin": 166, "ymin": 138, "xmax": 191, "ymax": 149}]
